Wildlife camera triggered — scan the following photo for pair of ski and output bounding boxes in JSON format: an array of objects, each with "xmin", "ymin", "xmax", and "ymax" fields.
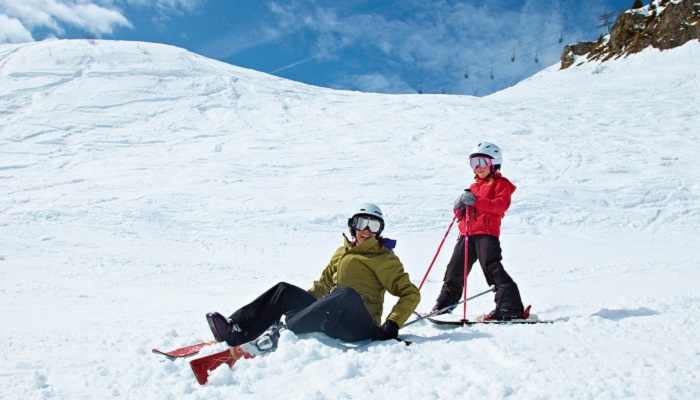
[
  {"xmin": 153, "ymin": 321, "xmax": 282, "ymax": 385},
  {"xmin": 152, "ymin": 340, "xmax": 260, "ymax": 385},
  {"xmin": 153, "ymin": 327, "xmax": 382, "ymax": 385},
  {"xmin": 406, "ymin": 287, "xmax": 552, "ymax": 327},
  {"xmin": 417, "ymin": 305, "xmax": 552, "ymax": 326}
]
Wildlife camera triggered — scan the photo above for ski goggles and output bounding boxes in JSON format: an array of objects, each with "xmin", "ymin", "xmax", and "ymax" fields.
[
  {"xmin": 350, "ymin": 215, "xmax": 383, "ymax": 234},
  {"xmin": 469, "ymin": 156, "xmax": 493, "ymax": 170}
]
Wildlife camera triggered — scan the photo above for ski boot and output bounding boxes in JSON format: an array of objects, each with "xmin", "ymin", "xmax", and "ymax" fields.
[
  {"xmin": 431, "ymin": 302, "xmax": 453, "ymax": 315},
  {"xmin": 483, "ymin": 308, "xmax": 524, "ymax": 321},
  {"xmin": 206, "ymin": 312, "xmax": 246, "ymax": 346}
]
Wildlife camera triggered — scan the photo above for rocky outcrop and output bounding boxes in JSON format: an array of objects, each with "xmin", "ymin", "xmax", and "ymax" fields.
[
  {"xmin": 561, "ymin": 0, "xmax": 700, "ymax": 69},
  {"xmin": 561, "ymin": 41, "xmax": 600, "ymax": 69}
]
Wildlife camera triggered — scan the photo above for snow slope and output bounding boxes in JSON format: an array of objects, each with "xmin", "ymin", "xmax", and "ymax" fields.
[{"xmin": 1, "ymin": 39, "xmax": 699, "ymax": 399}]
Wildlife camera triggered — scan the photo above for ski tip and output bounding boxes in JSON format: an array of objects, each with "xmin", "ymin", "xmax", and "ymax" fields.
[{"xmin": 151, "ymin": 348, "xmax": 177, "ymax": 361}]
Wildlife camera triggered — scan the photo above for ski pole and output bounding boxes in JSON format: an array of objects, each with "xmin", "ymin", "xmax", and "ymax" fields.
[
  {"xmin": 417, "ymin": 216, "xmax": 457, "ymax": 291},
  {"xmin": 462, "ymin": 208, "xmax": 470, "ymax": 320},
  {"xmin": 403, "ymin": 286, "xmax": 495, "ymax": 328}
]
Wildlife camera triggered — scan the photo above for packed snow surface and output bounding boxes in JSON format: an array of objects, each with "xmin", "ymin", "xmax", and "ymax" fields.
[{"xmin": 1, "ymin": 39, "xmax": 699, "ymax": 399}]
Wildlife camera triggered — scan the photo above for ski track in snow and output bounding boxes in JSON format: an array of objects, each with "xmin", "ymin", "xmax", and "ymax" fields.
[{"xmin": 1, "ymin": 39, "xmax": 699, "ymax": 399}]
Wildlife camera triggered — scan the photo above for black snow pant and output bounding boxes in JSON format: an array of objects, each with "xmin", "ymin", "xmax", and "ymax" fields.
[
  {"xmin": 229, "ymin": 282, "xmax": 381, "ymax": 343},
  {"xmin": 437, "ymin": 234, "xmax": 524, "ymax": 311}
]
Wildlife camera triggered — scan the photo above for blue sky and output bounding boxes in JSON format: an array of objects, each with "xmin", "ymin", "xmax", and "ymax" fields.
[{"xmin": 1, "ymin": 0, "xmax": 637, "ymax": 96}]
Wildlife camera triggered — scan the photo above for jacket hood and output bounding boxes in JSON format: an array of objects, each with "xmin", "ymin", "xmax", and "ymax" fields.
[{"xmin": 475, "ymin": 172, "xmax": 517, "ymax": 194}]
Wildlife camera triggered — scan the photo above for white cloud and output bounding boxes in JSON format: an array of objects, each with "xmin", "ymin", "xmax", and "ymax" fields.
[
  {"xmin": 0, "ymin": 0, "xmax": 205, "ymax": 44},
  {"xmin": 0, "ymin": 0, "xmax": 132, "ymax": 42},
  {"xmin": 196, "ymin": 2, "xmax": 300, "ymax": 61},
  {"xmin": 0, "ymin": 14, "xmax": 34, "ymax": 43},
  {"xmin": 334, "ymin": 72, "xmax": 412, "ymax": 94},
  {"xmin": 120, "ymin": 0, "xmax": 206, "ymax": 28},
  {"xmin": 121, "ymin": 0, "xmax": 204, "ymax": 15},
  {"xmin": 53, "ymin": 2, "xmax": 132, "ymax": 35},
  {"xmin": 252, "ymin": 0, "xmax": 582, "ymax": 94}
]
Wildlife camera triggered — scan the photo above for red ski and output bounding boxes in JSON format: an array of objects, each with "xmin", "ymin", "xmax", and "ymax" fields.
[
  {"xmin": 190, "ymin": 346, "xmax": 256, "ymax": 385},
  {"xmin": 152, "ymin": 341, "xmax": 216, "ymax": 360}
]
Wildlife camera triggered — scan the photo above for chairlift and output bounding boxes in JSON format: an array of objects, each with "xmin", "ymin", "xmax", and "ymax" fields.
[
  {"xmin": 418, "ymin": 84, "xmax": 423, "ymax": 94},
  {"xmin": 559, "ymin": 31, "xmax": 563, "ymax": 43},
  {"xmin": 464, "ymin": 66, "xmax": 469, "ymax": 79},
  {"xmin": 490, "ymin": 68, "xmax": 494, "ymax": 80},
  {"xmin": 511, "ymin": 49, "xmax": 515, "ymax": 62},
  {"xmin": 535, "ymin": 50, "xmax": 539, "ymax": 63}
]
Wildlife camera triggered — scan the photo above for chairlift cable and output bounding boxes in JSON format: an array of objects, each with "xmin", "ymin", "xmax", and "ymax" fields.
[
  {"xmin": 405, "ymin": 8, "xmax": 624, "ymax": 94},
  {"xmin": 419, "ymin": 23, "xmax": 612, "ymax": 94}
]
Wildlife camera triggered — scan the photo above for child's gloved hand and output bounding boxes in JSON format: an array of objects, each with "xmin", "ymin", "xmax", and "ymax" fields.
[{"xmin": 454, "ymin": 190, "xmax": 476, "ymax": 208}]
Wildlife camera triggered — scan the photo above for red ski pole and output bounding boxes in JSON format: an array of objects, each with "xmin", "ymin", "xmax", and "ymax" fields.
[
  {"xmin": 417, "ymin": 215, "xmax": 457, "ymax": 291},
  {"xmin": 462, "ymin": 209, "xmax": 470, "ymax": 321}
]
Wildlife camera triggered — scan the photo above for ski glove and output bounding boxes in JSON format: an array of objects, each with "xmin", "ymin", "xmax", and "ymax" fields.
[
  {"xmin": 377, "ymin": 320, "xmax": 399, "ymax": 340},
  {"xmin": 454, "ymin": 190, "xmax": 476, "ymax": 208}
]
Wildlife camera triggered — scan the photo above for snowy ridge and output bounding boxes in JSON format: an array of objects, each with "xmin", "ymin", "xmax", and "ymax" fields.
[{"xmin": 1, "ymin": 39, "xmax": 699, "ymax": 398}]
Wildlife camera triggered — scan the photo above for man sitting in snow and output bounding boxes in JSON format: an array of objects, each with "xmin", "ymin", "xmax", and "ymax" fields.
[{"xmin": 206, "ymin": 203, "xmax": 420, "ymax": 347}]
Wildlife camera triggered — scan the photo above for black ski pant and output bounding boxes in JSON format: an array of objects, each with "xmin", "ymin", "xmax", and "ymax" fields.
[
  {"xmin": 229, "ymin": 282, "xmax": 381, "ymax": 343},
  {"xmin": 437, "ymin": 234, "xmax": 524, "ymax": 311}
]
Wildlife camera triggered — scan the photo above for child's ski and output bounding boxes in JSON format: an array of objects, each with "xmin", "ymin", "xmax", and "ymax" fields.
[
  {"xmin": 420, "ymin": 305, "xmax": 553, "ymax": 326},
  {"xmin": 427, "ymin": 315, "xmax": 553, "ymax": 325}
]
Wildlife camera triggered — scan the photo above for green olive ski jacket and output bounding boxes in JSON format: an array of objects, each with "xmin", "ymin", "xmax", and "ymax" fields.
[{"xmin": 308, "ymin": 234, "xmax": 420, "ymax": 327}]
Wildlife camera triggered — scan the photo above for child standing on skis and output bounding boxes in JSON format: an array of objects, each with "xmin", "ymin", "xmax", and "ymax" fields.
[{"xmin": 432, "ymin": 142, "xmax": 525, "ymax": 320}]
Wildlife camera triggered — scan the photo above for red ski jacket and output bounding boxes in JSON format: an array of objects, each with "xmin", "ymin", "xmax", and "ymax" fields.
[{"xmin": 456, "ymin": 172, "xmax": 516, "ymax": 237}]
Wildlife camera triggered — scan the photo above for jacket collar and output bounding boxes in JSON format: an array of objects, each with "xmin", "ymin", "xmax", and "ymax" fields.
[
  {"xmin": 342, "ymin": 233, "xmax": 384, "ymax": 253},
  {"xmin": 475, "ymin": 171, "xmax": 502, "ymax": 182}
]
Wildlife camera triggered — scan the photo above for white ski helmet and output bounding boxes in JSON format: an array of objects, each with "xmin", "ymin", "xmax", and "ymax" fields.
[
  {"xmin": 470, "ymin": 142, "xmax": 502, "ymax": 170},
  {"xmin": 347, "ymin": 203, "xmax": 385, "ymax": 237}
]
